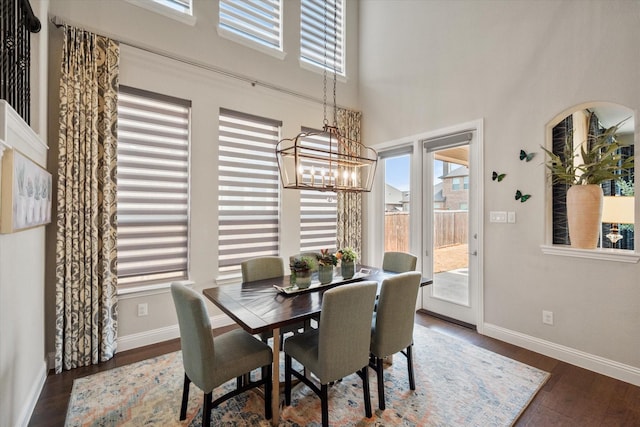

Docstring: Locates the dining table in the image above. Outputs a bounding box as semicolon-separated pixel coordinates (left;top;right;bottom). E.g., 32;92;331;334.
203;266;432;426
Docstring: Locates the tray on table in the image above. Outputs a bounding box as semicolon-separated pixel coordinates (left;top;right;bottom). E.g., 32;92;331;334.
273;270;370;295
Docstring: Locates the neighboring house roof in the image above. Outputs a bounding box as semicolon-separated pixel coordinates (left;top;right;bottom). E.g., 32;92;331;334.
441;166;469;179
385;183;404;205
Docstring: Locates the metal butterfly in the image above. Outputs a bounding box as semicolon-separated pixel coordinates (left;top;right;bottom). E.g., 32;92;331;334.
515;190;531;202
492;171;506;182
519;149;535;162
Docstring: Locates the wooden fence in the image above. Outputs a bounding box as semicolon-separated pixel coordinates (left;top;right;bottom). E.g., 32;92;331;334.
384;210;468;251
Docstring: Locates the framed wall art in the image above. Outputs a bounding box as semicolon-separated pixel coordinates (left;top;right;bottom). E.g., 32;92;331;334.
1;149;52;233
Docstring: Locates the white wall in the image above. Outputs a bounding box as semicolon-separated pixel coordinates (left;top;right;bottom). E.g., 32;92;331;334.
359;0;640;381
0;1;50;424
44;0;361;351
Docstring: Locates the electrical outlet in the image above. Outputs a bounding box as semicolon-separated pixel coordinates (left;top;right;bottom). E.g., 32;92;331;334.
542;310;553;325
137;303;148;317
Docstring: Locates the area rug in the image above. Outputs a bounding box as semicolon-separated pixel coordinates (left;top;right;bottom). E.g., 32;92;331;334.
65;325;549;426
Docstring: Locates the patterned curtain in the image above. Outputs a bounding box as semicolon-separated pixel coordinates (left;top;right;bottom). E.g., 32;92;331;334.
55;26;119;373
336;108;363;256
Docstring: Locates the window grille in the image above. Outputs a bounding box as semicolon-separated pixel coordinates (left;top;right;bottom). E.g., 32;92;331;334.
116;86;191;287
219;0;282;50
300;0;344;74
218;108;282;277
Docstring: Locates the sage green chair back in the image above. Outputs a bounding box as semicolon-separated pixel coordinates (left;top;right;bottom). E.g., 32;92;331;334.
283;281;378;426
170;282;273;424
241;256;284;282
370;271;422;410
382;251;417;273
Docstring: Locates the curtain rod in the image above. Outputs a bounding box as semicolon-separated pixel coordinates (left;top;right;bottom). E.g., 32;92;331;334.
49;15;329;107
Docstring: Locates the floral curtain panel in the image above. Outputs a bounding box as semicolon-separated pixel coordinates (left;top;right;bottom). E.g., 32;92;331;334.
55;26;119;373
336;108;363;256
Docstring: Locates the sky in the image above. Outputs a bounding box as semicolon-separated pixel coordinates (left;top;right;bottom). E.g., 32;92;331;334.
385;155;444;191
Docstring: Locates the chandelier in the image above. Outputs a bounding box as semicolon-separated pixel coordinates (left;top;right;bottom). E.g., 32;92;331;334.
276;3;377;193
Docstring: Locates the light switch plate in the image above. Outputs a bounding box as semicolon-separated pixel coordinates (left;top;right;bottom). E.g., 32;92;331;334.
489;211;507;223
507;211;516;223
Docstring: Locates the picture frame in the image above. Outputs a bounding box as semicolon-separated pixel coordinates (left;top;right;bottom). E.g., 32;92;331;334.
1;149;52;233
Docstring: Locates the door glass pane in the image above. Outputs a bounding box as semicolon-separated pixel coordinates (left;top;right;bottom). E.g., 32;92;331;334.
384;155;410;252
432;146;469;305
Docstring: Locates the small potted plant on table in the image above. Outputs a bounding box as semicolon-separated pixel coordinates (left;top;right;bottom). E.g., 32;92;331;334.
290;256;316;289
317;249;338;284
336;247;358;279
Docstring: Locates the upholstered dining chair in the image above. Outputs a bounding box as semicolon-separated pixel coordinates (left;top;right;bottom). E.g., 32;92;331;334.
382;251;418;273
369;271;422;410
170;282;272;425
284;281;378;427
241;256;306;344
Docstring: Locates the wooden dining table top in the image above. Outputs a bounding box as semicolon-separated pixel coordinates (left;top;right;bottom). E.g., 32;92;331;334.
203;267;432;335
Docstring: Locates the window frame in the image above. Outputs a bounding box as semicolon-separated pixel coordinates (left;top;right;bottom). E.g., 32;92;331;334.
125;0;196;25
217;108;282;280
116;86;192;291
218;0;286;59
300;0;346;76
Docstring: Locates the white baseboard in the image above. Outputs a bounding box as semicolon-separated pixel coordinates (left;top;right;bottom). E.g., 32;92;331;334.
17;360;47;427
117;314;235;352
483;323;640;387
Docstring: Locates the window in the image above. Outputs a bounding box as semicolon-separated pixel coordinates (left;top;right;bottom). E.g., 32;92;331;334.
550;107;635;250
219;0;282;51
152;0;192;15
381;147;412;252
116;87;191;288
218;109;282;278
452;177;461;191
299;128;338;252
300;0;345;75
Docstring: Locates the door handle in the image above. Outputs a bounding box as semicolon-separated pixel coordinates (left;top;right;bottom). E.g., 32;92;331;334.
471;250;478;256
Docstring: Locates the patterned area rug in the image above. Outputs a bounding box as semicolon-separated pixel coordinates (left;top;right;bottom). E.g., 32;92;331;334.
65;325;549;426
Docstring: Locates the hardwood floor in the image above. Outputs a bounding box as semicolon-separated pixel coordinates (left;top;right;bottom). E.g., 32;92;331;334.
29;312;640;426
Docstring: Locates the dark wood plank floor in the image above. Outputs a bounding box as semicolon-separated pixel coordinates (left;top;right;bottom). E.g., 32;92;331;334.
29;311;640;426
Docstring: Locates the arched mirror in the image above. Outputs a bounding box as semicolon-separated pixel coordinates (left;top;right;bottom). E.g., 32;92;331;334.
546;103;635;250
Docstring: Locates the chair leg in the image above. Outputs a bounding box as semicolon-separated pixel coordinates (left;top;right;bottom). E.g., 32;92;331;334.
202;391;213;426
263;365;273;420
407;345;416;390
180;374;190;420
284;354;292;405
320;384;329;427
376;357;385;410
361;366;373;418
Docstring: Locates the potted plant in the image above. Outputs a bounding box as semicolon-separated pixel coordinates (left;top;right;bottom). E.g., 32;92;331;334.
316;249;338;284
290;256;316;288
336;247;358;279
542;119;634;249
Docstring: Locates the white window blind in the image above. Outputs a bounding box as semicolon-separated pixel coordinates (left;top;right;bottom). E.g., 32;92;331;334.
117;86;191;288
299;128;337;252
300;0;344;74
218;108;282;277
152;0;192;15
219;0;282;50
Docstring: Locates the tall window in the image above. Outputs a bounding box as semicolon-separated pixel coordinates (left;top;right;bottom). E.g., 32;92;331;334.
300;0;345;75
299;128;338;252
381;148;412;252
218;109;281;277
116;87;191;288
151;0;192;15
219;0;282;51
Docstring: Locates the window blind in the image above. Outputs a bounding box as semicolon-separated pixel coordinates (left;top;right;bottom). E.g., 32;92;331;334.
219;0;282;50
116;86;191;287
218;108;282;277
300;0;344;74
299;128;338;252
152;0;192;15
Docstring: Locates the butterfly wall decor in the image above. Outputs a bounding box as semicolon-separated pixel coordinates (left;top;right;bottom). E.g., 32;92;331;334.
492;171;506;182
519;149;535;162
515;190;531;202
